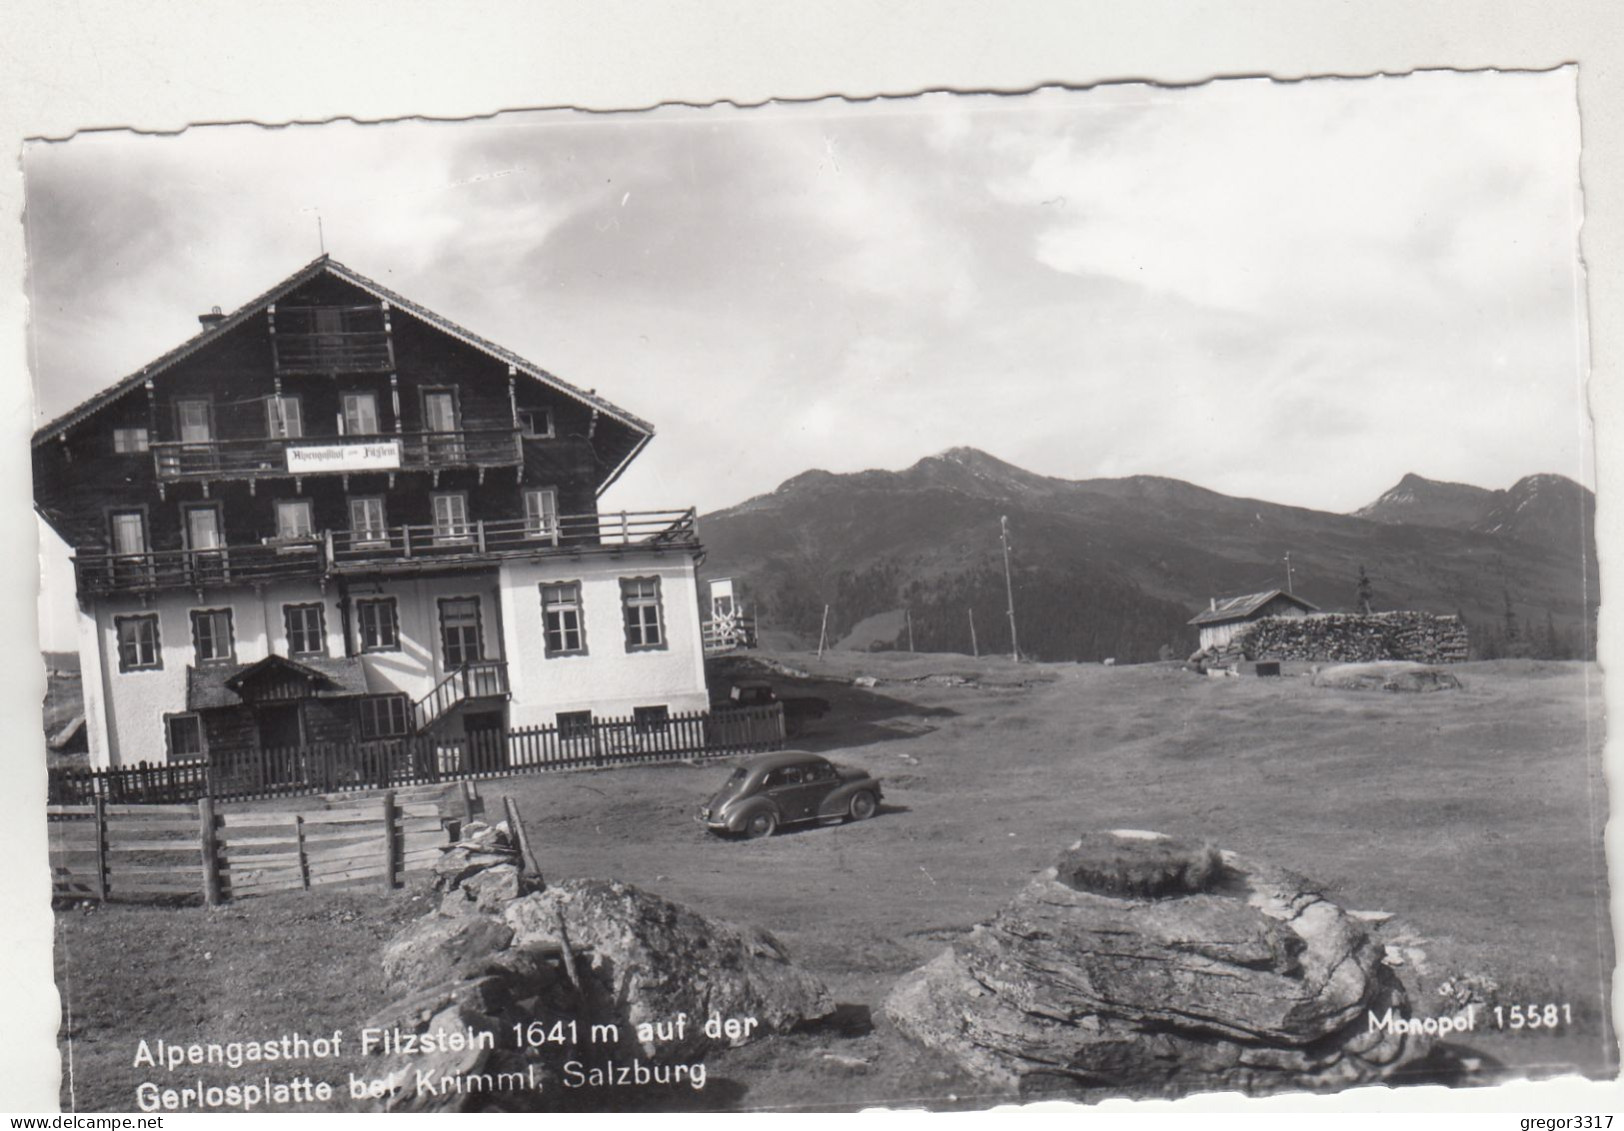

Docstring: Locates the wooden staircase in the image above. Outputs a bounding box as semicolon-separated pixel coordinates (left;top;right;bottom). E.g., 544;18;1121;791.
415;661;510;733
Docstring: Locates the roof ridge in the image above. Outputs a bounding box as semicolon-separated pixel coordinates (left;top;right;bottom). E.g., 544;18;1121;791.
32;254;654;447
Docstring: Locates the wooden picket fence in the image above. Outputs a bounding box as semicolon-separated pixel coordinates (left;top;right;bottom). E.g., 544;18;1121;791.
48;703;785;807
46;781;471;904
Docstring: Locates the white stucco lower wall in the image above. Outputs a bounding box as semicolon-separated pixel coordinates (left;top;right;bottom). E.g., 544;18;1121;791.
351;573;504;701
88;582;348;767
82;554;706;765
498;552;708;729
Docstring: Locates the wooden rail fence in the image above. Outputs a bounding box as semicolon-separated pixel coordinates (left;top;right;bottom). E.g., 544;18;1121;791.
49;703;785;807
47;782;468;904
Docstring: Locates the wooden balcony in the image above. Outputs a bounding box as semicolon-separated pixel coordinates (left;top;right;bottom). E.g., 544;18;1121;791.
73;542;327;598
150;429;524;483
271;329;394;375
327;509;701;574
71;509;701;597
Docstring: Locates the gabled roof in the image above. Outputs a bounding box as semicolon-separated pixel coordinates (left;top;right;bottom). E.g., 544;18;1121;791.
1187;589;1319;627
31;254;655;450
188;654;370;710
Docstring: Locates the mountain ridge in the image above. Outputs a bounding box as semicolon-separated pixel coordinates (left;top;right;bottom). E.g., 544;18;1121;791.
698;449;1595;662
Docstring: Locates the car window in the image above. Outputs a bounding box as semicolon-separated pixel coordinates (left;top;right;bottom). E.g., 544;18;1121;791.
764;766;802;788
805;762;835;782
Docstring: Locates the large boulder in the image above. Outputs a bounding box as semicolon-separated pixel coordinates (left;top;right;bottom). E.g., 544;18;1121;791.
379;914;517;995
885;831;1431;1098
1311;662;1461;693
504;879;836;1060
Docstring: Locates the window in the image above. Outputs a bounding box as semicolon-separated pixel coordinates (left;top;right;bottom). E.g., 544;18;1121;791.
557;711;594;740
524;487;559;541
115;615;161;672
357;597;399;652
342;392;379;436
621;576;666;651
113;428;150;454
266;394;303;439
176;399;213;444
284;603;326;657
431;493;470;543
349;496;388;545
633;705;670;734
423;389;465;463
541;582;586;656
109;511;147;556
518;408;554;438
439;597;482;669
275;499;314;541
423;390;459;432
763;766;804;789
165;715;205;760
183;504;223;551
358;695;412;739
190;608;235;665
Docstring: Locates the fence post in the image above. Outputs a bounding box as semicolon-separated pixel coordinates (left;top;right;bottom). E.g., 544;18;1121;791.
91;796;109;903
295;814;310;889
382;790;399;890
198;796;223;907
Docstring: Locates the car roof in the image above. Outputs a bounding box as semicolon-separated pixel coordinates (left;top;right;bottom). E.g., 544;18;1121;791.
738;750;827;772
733;679;773;690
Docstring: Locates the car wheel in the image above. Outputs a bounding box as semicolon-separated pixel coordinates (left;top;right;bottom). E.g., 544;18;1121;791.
848;791;877;821
744;811;778;839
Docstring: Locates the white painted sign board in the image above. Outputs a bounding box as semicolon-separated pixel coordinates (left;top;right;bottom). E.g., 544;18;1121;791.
285;440;402;473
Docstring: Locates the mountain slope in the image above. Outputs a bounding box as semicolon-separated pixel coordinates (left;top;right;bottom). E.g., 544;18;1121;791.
699;449;1597;662
1353;473;1498;530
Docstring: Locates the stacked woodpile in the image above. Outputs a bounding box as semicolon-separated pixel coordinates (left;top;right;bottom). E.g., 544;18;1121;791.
1214;612;1468;665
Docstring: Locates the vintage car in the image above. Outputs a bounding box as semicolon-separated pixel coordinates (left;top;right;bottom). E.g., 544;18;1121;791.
696;750;883;838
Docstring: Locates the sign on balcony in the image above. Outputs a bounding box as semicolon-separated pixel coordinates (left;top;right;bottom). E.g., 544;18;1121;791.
285;440;402;473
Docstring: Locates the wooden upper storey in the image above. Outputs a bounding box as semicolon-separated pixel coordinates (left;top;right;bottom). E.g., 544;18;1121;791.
33;258;658;558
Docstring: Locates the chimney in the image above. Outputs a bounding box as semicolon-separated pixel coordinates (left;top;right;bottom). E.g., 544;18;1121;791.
198;305;225;331
1210;597;1216;611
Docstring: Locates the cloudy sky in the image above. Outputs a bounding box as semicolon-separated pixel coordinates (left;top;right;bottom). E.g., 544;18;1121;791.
25;70;1589;646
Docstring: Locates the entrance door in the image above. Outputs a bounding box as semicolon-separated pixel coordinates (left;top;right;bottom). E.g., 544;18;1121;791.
463;710;506;774
256;703;305;784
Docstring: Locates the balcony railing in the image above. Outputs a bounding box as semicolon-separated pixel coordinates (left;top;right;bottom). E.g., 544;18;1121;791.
271;330;394;374
73;542;327;598
72;509;701;597
328;509;700;569
150;429;524;481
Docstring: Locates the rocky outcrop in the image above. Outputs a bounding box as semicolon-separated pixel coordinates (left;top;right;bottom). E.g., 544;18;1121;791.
885;831;1430;1098
362;849;834;1111
504;880;836;1061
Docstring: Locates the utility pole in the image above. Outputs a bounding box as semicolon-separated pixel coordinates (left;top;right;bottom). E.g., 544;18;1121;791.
1001;515;1020;662
968;608;979;657
816;604;830;659
1283;551;1294;596
905;608;915;652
